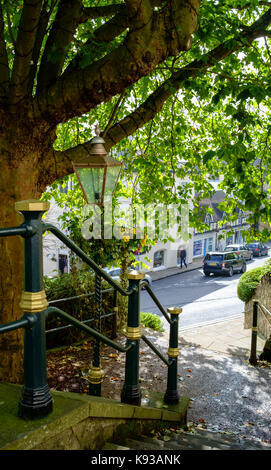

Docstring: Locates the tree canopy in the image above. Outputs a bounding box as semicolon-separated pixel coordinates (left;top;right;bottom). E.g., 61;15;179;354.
44;0;271;239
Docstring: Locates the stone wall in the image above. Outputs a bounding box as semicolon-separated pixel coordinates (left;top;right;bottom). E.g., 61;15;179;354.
244;275;271;339
1;385;189;450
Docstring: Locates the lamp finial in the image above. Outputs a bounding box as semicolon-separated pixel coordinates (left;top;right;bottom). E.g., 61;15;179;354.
95;123;101;136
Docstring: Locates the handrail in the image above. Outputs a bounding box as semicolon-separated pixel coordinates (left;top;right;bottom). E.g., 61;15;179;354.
140;280;172;324
141;334;172;366
42;223;133;297
45;306;133;353
257;301;271;319
48;287;114;305
45;311;115;334
0;315;36;334
0;225;32;238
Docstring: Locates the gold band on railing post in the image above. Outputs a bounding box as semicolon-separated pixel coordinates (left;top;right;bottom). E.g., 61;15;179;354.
19;290;49;313
87;366;105;385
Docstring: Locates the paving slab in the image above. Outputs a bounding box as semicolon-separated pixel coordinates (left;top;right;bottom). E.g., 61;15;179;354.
179;316;265;356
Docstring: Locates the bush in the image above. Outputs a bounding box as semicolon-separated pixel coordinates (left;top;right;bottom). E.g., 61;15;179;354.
44;270;115;348
140;312;165;332
237;267;263;302
237;258;271;303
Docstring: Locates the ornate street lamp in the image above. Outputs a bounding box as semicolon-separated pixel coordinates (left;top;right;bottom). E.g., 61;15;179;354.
72;125;122;206
72;125;122;397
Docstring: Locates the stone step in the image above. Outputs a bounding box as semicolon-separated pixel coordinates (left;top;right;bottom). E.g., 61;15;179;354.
106;429;271;451
120;438;173;451
102;443;130;451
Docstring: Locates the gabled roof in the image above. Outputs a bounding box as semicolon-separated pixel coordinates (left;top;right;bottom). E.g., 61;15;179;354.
196;190;226;223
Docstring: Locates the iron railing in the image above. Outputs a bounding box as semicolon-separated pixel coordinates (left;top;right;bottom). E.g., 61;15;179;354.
46;288;117;339
0;200;183;419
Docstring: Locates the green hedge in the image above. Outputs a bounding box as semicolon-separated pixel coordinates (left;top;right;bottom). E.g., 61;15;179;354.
237;267;263;303
237;258;271;303
140;312;165;332
44;270;115;349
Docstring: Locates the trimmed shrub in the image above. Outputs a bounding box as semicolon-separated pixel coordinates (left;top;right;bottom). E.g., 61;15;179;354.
237;257;271;303
237;267;263;303
140;312;165;332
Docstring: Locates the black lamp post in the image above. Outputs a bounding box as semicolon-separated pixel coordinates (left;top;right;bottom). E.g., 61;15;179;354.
73;125;122;396
72;126;122;206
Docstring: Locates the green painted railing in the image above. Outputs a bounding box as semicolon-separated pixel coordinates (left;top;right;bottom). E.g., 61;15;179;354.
0;200;182;419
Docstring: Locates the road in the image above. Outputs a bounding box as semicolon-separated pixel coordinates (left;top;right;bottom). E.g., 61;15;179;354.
141;253;270;330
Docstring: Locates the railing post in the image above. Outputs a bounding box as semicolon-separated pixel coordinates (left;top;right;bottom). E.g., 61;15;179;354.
15;200;53;419
249;300;258;366
88;272;104;396
121;270;144;406
164;306;182;404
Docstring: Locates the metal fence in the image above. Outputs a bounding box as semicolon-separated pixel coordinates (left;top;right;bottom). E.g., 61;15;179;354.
0;200;183;420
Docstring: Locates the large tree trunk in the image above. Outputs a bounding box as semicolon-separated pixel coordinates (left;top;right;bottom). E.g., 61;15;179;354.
0;123;52;382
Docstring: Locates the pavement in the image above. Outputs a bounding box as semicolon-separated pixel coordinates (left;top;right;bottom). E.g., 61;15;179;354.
142;254;271;445
180;315;266;357
146;314;271;444
149;258;204;281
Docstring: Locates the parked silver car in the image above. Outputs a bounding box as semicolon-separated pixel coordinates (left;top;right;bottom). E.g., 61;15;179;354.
224;244;253;261
103;266;152;286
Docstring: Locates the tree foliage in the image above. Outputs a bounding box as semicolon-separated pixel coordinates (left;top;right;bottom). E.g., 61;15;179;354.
44;0;271;240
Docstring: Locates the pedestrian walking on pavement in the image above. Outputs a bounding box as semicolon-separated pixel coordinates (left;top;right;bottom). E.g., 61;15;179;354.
180;248;187;268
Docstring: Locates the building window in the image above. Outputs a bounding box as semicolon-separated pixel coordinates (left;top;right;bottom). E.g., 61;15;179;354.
205;214;212;225
153;250;165;268
207;237;213;252
193;240;202;257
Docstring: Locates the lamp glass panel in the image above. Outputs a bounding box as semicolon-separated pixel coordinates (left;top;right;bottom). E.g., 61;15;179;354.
104;165;121;202
76;167;104;203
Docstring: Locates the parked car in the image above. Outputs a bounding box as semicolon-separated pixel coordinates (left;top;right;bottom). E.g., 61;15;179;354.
246;242;269;257
103;266;152;286
224;244;253;261
203;251;246;277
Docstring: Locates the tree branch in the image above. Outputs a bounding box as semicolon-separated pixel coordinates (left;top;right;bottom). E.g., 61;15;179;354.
103;90;126;137
63;7;129;76
59;0;166;77
81;3;126;21
0;2;9;101
32;0;200;124
36;0;84;92
28;0;58;95
9;0;43;105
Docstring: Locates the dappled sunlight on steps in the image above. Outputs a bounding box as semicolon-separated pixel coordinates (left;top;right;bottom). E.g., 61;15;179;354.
103;429;271;451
